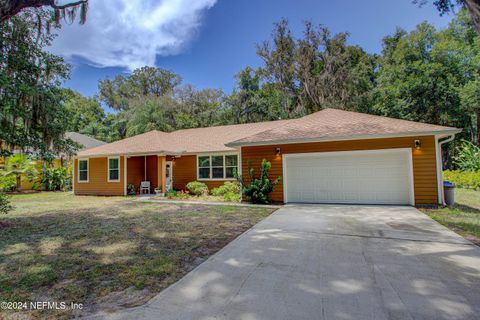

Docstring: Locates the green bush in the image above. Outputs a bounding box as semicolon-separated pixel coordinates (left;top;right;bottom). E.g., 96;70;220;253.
165;190;177;197
238;159;281;204
0;174;16;192
39;167;69;191
211;181;240;196
0;193;13;214
443;170;480;190
454;140;480;172
223;192;241;202
186;181;209;196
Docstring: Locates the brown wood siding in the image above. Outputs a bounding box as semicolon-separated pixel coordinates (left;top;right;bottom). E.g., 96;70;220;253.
126;156;158;193
172;155;233;191
146;155;158;190
127;157;143;193
74;157;125;196
241;136;438;205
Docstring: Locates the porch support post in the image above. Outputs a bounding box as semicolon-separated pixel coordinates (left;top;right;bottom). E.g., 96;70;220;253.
124;155;128;196
157;155;167;193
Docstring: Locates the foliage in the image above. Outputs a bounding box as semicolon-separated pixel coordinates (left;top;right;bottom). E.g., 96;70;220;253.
165;190;177;197
0;174;16;192
223;192;241;203
0;0;88;25
3;154;37;191
454;140;480;171
373;10;480;165
186;181;209;196
238;159;281;204
127;183;136;195
211;181;240;196
415;0;480;35
211;181;241;202
444;170;480;189
0;192;13;214
0;9;73;158
168;190;190;199
63;89;105;133
39;166;69;191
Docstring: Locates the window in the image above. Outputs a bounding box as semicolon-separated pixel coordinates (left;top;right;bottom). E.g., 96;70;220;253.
78;159;88;182
197;154;238;180
225;155;238;178
108;157;120;182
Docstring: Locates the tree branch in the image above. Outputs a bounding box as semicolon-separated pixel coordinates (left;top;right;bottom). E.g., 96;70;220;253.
0;0;88;24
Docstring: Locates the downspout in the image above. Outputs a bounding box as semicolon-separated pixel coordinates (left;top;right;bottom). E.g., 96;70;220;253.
435;134;455;206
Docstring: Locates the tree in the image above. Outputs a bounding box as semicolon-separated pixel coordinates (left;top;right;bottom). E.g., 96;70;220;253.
415;0;480;34
0;0;88;24
98;67;182;111
252;19;376;117
63;89;105;133
0;9;72;157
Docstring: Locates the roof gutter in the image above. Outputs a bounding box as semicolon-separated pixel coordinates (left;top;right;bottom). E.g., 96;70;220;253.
226;129;463;148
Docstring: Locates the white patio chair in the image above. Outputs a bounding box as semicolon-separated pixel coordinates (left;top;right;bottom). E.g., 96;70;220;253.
140;181;150;194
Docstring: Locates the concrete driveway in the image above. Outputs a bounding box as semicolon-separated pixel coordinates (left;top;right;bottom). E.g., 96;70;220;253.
99;205;480;320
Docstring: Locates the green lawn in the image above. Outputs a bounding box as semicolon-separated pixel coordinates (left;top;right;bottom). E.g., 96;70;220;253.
421;188;480;245
0;193;276;319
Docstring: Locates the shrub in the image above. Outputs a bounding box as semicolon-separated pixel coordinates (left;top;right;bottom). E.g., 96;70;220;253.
211;181;240;196
454;140;480;172
165;190;177;197
223;192;241;202
127;184;136;195
0;174;16;192
186;181;209;196
238;159;281;204
443;170;480;190
39;167;69;191
0;193;13;214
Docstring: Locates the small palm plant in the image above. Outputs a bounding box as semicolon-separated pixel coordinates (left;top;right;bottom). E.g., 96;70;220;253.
3;154;37;191
237;159;281;204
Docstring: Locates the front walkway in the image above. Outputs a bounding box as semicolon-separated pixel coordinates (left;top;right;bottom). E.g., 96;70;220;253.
94;205;480;320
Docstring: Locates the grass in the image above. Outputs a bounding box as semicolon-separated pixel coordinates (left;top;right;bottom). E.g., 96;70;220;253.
421;188;480;245
0;192;276;319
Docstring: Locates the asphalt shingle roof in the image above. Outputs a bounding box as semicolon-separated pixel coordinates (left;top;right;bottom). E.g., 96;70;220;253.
77;109;460;157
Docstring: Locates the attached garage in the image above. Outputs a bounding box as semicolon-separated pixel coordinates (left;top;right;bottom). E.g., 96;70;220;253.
283;149;414;205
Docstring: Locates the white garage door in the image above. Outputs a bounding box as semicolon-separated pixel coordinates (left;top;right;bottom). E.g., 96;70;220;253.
283;148;413;205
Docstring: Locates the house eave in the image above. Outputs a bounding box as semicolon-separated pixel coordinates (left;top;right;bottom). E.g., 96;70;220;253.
225;129;463;148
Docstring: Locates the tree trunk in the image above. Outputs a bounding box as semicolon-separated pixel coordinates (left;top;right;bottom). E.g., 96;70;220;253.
477;109;480;147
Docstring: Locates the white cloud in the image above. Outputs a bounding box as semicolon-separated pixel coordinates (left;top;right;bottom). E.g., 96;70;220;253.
49;0;217;70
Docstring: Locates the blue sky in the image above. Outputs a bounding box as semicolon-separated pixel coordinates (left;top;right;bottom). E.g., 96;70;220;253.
51;0;455;101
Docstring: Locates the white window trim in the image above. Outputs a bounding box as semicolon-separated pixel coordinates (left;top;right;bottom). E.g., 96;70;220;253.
108;156;121;183
78;158;89;183
196;153;239;181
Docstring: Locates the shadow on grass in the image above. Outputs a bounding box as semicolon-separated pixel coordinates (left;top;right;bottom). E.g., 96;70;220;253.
452;203;480;214
0;201;272;318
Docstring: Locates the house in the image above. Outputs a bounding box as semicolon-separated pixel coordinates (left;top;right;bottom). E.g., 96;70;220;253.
1;132;106;190
65;132;107;152
73;109;461;206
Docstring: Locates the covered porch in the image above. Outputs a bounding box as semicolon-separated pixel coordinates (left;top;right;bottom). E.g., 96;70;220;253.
126;155;172;195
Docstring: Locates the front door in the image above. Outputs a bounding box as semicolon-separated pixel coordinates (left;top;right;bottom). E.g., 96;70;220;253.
166;161;173;191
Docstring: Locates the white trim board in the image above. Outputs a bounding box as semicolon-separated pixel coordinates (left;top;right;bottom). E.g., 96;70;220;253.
107;156;121;183
77;158;89;183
